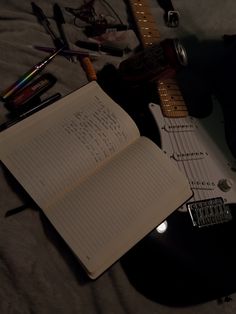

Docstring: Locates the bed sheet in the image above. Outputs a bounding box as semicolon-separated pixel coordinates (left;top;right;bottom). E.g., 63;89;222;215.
1;1;236;313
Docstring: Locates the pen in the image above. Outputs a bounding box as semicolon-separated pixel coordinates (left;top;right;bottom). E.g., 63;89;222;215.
53;3;77;63
31;2;64;49
53;4;69;48
33;46;99;58
0;93;61;131
0;47;63;101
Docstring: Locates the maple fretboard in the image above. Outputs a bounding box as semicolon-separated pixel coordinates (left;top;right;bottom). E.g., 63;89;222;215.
128;0;188;118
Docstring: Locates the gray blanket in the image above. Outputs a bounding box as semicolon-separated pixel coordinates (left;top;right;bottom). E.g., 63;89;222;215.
1;1;236;313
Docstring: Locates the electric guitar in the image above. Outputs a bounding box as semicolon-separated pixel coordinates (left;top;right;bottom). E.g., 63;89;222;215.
150;81;236;226
120;0;236;306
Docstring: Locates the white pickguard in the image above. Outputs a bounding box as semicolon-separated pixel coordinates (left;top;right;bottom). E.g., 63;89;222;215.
149;99;236;214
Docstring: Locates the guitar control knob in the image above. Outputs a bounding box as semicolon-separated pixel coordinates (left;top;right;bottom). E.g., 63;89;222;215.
218;178;233;192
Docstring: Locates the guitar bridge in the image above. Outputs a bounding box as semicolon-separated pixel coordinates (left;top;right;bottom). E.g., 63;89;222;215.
187;197;232;227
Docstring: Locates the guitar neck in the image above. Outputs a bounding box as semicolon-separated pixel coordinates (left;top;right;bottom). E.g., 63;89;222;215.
128;0;189;118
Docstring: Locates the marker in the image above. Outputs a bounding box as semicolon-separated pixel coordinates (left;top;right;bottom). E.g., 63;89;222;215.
0;93;61;131
0;47;63;101
5;73;57;112
75;40;126;57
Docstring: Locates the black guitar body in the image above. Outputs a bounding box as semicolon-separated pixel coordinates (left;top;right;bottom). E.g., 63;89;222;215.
97;55;236;306
121;206;236;306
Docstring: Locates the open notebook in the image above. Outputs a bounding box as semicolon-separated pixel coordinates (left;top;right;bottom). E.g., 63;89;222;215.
0;81;192;278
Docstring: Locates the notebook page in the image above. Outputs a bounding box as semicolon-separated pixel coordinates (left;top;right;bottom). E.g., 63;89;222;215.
0;82;139;208
45;137;192;278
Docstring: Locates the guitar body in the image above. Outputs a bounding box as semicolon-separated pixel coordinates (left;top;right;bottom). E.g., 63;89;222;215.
149;99;236;215
121;207;236;306
121;99;236;305
119;0;236;305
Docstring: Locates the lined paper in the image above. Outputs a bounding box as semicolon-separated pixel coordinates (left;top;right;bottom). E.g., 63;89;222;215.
0;82;191;279
45;137;191;277
0;82;139;208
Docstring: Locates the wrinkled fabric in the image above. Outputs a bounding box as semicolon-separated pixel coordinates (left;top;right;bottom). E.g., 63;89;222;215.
1;1;236;314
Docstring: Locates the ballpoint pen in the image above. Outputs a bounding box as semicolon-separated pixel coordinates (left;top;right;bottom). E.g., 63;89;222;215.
34;45;97;81
0;93;61;131
53;3;97;80
31;2;96;80
0;47;63;101
33;46;99;58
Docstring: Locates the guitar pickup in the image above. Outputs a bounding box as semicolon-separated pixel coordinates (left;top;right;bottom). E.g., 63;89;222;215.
187;197;232;227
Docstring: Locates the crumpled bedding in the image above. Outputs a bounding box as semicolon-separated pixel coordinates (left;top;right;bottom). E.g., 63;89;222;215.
1;1;236;314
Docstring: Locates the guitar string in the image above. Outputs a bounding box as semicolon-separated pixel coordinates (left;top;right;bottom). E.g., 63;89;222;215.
136;3;215;203
160;81;214;203
135;3;203;206
170;85;216;202
158;81;195;201
160;81;199;202
188;118;215;200
173;84;216;202
130;3;204;205
183;120;213;201
169;107;208;202
131;1;216;208
165;82;213;202
192;120;217;200
131;0;232;227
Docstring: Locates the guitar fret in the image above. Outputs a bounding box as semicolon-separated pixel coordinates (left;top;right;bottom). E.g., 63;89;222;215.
159;91;183;96
129;0;161;45
159;89;182;94
158;84;182;91
138;19;148;22
161;100;186;106
157;79;189;117
160;96;183;101
162;104;187;110
158;79;180;89
161;101;188;117
159;92;182;97
135;13;157;23
159;94;184;100
160;110;188;118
